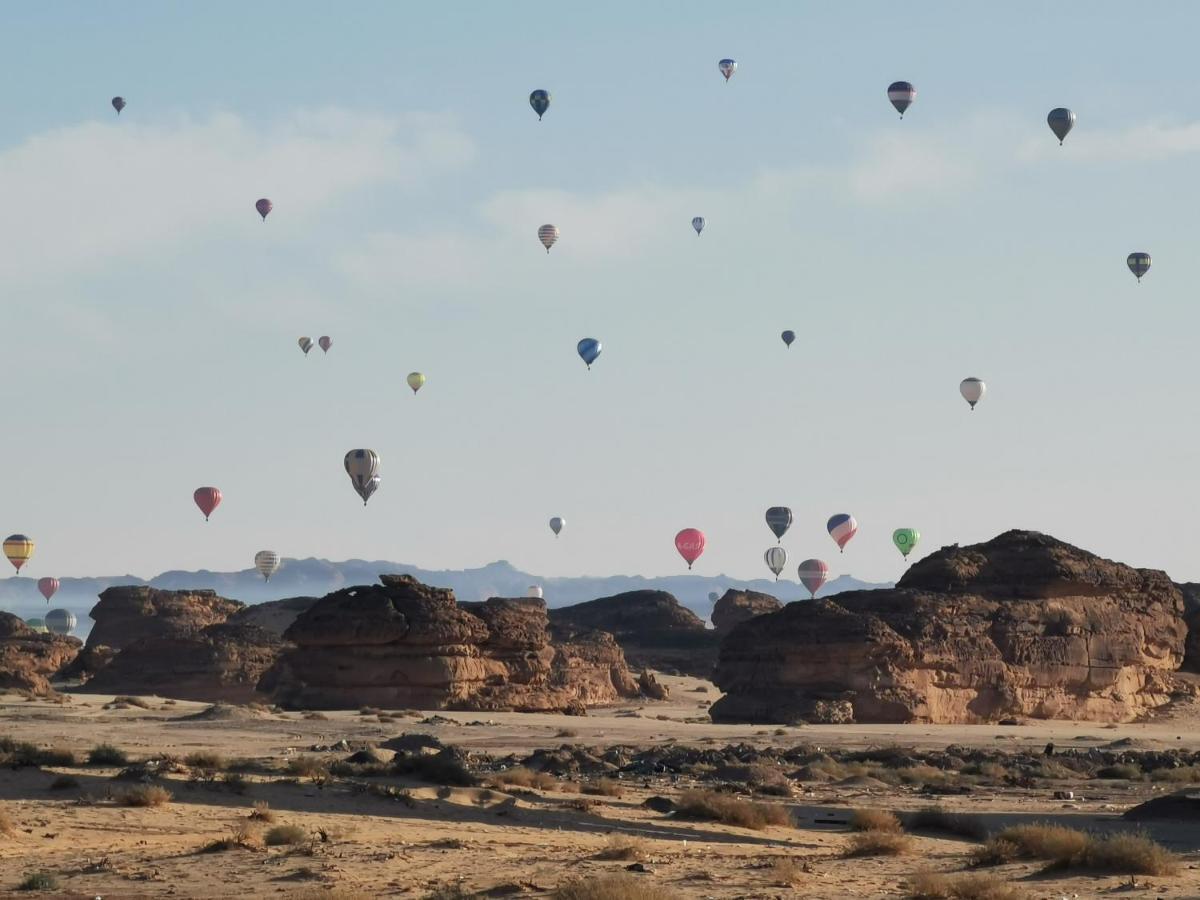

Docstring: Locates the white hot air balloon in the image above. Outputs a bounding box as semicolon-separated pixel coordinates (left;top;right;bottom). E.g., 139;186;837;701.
959;377;986;410
764;546;788;580
254;550;281;582
344;449;381;505
526;585;544;599
549;516;565;537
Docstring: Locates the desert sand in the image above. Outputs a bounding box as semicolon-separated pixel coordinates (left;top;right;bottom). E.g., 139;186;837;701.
1;674;1198;899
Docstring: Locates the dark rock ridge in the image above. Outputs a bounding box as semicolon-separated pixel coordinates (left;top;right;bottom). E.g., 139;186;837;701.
548;590;719;677
262;574;643;711
0;612;81;694
712;531;1186;725
711;589;782;635
86;586;244;651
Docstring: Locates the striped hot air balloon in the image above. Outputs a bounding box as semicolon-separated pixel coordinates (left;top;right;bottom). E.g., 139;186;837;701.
24;617;47;633
1127;252;1151;282
526;585;544;599
345;449;381;505
254;551;281;582
37;577;59;604
826;514;858;552
44;608;76;635
538;224;559;253
765;507;793;542
764;546;787;580
797;559;829;599
887;81;916;117
298;337;313;356
3;535;34;572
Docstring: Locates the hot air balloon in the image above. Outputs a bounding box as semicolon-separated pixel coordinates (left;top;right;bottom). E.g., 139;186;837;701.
692;217;705;236
781;330;795;348
765;507;793;542
797;559;829;599
960;377;986;410
538;224;559;253
887;81;916;117
256;198;273;221
549;516;565;537
708;591;721;604
674;528;706;569
526;585;544;599
826;515;858;553
44;608;76;636
345;450;381;505
111;96;126;115
529;90;551;120
37;577;59;604
298;337;313;356
1047;108;1075;145
319;336;332;353
254;551;281;582
764;546;787;580
577;338;601;370
407;372;425;394
193;487;222;521
2;535;34;572
718;59;737;81
24;617;47;633
893;528;920;558
1128;252;1151;282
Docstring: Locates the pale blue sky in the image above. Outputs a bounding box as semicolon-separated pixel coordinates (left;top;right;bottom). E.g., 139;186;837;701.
4;2;1200;587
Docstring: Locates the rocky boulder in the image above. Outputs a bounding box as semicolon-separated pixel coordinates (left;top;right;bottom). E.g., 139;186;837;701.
711;589;782;635
262;574;644;711
86;586;243;651
0;612;81;694
549;590;719;677
712;531;1185;725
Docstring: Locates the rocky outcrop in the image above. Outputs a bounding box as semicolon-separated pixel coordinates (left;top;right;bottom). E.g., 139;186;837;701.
86;587;243;651
262;574;644;711
712;531;1186;725
711;589;782;635
549;590;719;677
228;596;319;638
1176;583;1200;673
0;612;81;694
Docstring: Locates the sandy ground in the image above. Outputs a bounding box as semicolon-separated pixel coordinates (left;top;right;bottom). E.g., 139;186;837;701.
1;674;1198;899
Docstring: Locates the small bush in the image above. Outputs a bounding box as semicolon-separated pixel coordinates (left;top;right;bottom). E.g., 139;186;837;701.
112;695;152;709
250;801;276;822
492;767;558;790
392;752;476;787
675;790;791;830
844;829;912;857
38;746;76;767
908;870;1026;900
87;744;129;766
552;874;683;900
49;775;79;791
117;784;172;807
971;823;1088;866
851;808;902;832
582;778;623;797
1095;763;1141;780
265;823;308;846
185;751;227;771
1059;831;1179;875
902;806;988;840
594;835;645;861
0;809;14;835
17;872;59;891
285;756;330;782
1148;765;1200;783
769;857;806;886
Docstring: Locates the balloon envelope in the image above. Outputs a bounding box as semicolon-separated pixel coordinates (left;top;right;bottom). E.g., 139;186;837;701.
781;330;795;347
357;474;381;504
797;559;829;598
765;507;793;541
529;90;551;120
37;577;59;603
193;488;222;521
24;617;47;633
764;546;788;579
549;516;565;536
345;450;381;505
893;528;920;558
960;377;986;409
45;608;76;635
577;338;601;369
692;216;705;235
887;81;915;116
111;96;126;114
318;336;332;353
526;585;544;599
674;528;706;569
826;514;858;552
1127;252;1151;281
254;550;281;582
2;535;33;572
298;337;313;355
407;372;425;394
1047;108;1075;144
718;58;737;80
538;224;559;253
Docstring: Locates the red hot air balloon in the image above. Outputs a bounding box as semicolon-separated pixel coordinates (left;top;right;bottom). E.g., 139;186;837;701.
37;577;59;604
193;487;222;521
674;528;706;569
255;198;273;221
798;559;829;599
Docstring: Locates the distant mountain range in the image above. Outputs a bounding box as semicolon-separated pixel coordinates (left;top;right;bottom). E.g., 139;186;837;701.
0;558;891;638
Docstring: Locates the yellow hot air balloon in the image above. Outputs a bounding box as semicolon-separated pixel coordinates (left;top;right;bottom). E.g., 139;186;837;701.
407;372;425;395
3;534;34;572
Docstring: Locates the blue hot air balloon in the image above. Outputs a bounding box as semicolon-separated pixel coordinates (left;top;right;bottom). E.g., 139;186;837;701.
718;59;737;81
529;90;551;121
781;330;795;348
577;338;601;370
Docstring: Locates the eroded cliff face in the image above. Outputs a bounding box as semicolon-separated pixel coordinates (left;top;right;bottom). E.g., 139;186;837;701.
712;531;1185;725
261;574;643;711
86;587;243;651
711;589;782;635
0;613;80;694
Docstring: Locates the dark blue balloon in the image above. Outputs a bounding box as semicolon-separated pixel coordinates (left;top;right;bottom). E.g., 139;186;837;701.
781;330;795;347
577;338;601;369
529;90;551;120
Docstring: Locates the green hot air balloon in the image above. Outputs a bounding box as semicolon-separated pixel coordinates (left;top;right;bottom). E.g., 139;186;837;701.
892;528;920;558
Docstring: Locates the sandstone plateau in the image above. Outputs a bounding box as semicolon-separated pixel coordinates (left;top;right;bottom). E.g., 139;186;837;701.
0;612;80;694
712;530;1186;724
262;574;644;711
85;586;244;651
711;588;782;635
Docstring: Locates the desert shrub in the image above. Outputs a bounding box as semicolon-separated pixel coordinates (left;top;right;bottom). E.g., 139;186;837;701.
250;800;276;822
844;829;912;856
0;809;14;835
582;778;623;797
17;872;59;891
567;797;598;812
594;834;646;861
117;784;172;807
222;772;249;794
675;790;791;830
265;823;308;846
902;806;989;840
1148;765;1200;783
908;870;1026;899
38;746;76;767
112;695;152;709
1033;759;1074;780
897;764;956;787
285;756;330;782
49;775;79;791
960;762;1008;781
1096;763;1141;780
971;823;1088;866
552;874;683;900
769;857;806;886
185;751;227;771
200;822;259;853
492;767;558;790
1058;831;1179;875
391;752;476;787
851;808;902;832
0;739;75;768
87;744;128;766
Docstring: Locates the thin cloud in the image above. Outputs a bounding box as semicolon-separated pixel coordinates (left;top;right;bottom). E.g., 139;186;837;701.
1017;120;1200;163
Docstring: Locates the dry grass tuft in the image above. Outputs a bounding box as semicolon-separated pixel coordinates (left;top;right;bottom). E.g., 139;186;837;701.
17;871;59;891
87;743;129;766
851;808;902;832
0;809;15;836
250;800;276;823
971;823;1088;866
594;835;646;861
675;790;791;830
552;873;683;900
117;784;172;807
265;823;309;846
844;829;912;857
902;806;989;840
1056;831;1179;875
582;778;624;797
285;756;330;783
769;857;807;886
908;870;1027;899
185;751;227;771
491;767;559;791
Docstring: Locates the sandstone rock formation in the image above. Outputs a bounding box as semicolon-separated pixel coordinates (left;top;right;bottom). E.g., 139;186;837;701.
1176;582;1200;672
0;612;81;694
86;586;244;651
711;589;782;635
262;574;644;711
548;590;719;677
712;531;1186;725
